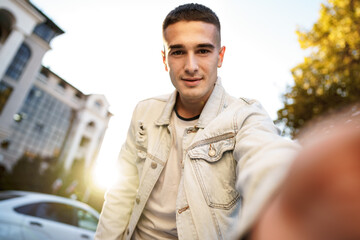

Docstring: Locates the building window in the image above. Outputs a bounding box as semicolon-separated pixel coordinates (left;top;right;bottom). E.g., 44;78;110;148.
40;67;49;78
25;88;42;104
85;121;95;132
34;123;44;133
58;81;66;89
5;43;31;80
94;100;103;110
0;9;15;44
1;140;10;150
75;92;82;99
33;23;57;43
80;136;90;147
7;86;73;160
0;81;13;114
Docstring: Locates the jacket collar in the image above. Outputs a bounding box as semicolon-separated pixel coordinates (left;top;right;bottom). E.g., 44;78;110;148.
155;77;226;128
155;90;177;126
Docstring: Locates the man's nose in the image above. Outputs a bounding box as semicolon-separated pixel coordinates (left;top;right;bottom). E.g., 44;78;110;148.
184;53;198;74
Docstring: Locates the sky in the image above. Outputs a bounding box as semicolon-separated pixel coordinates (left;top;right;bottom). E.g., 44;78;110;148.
30;0;325;188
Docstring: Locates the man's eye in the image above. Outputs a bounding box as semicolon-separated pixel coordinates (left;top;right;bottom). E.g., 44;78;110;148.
198;49;210;54
171;50;184;55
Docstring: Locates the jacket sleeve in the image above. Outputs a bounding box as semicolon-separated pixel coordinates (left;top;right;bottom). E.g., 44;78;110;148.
232;100;300;238
95;105;140;240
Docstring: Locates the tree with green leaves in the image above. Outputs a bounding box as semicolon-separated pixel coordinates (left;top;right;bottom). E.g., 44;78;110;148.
277;0;360;137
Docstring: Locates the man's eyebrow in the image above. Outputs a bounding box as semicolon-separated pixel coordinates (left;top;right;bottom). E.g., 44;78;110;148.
197;43;215;49
168;43;216;50
168;44;184;49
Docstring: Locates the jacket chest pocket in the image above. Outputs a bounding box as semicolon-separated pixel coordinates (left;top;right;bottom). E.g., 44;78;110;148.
188;133;240;209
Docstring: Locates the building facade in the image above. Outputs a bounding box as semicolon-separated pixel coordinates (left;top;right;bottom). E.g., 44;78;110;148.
0;0;111;174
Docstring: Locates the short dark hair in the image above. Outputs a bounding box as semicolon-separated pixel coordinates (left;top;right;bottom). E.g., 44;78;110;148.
162;3;221;40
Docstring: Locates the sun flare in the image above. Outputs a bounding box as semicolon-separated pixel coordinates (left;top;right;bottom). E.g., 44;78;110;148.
92;162;118;190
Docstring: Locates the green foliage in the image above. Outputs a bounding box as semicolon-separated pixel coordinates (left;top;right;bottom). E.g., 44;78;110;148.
0;155;60;193
277;0;360;137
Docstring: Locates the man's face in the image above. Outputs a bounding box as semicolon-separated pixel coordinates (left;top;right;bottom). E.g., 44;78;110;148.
162;21;225;105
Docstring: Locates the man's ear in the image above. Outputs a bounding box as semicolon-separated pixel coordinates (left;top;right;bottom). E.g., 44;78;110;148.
217;46;226;68
161;50;168;72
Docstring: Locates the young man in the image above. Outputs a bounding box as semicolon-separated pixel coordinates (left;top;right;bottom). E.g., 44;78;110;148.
95;4;299;240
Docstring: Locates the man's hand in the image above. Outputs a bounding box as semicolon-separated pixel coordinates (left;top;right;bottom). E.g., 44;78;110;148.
250;119;360;240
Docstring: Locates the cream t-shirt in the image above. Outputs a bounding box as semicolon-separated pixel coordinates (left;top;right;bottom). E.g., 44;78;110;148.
133;111;198;239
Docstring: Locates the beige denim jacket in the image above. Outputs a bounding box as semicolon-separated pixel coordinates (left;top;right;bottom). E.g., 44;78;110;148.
95;79;299;240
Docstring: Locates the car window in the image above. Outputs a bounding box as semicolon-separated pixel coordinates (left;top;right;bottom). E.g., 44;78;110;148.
15;202;77;227
15;203;38;215
0;193;22;201
76;208;98;231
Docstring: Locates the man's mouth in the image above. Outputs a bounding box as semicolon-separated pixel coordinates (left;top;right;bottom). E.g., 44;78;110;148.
181;77;203;87
182;77;202;81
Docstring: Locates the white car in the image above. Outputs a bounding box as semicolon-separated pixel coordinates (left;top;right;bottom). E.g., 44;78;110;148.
0;191;100;240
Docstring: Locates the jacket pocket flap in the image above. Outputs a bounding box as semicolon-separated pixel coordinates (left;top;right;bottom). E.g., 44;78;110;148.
188;136;235;162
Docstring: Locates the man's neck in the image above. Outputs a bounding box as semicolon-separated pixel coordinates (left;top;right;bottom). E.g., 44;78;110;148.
175;95;206;119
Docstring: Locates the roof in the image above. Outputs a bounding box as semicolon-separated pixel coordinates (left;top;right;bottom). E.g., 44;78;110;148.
27;0;64;35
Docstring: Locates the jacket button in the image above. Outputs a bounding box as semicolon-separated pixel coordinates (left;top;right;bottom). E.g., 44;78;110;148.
126;228;130;235
136;196;140;204
151;162;157;169
208;149;216;157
